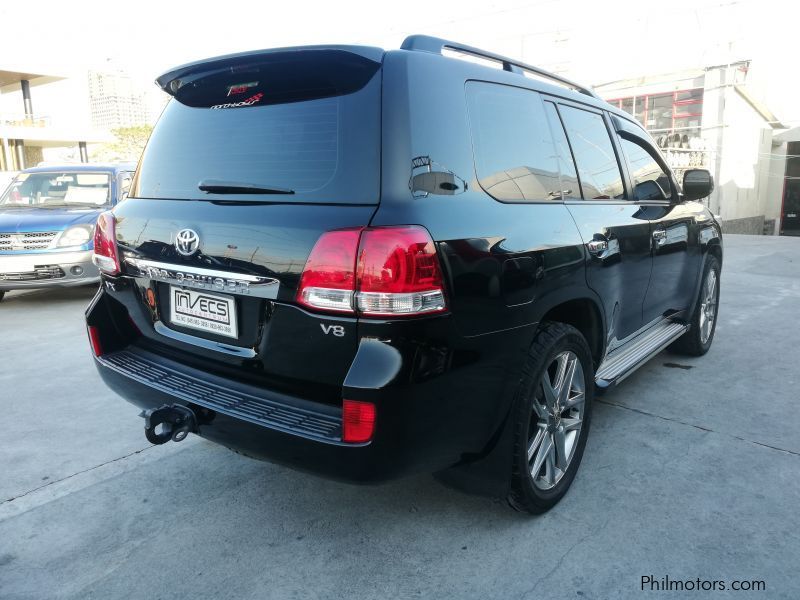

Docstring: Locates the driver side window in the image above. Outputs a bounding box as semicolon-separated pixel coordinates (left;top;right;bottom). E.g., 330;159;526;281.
619;137;673;201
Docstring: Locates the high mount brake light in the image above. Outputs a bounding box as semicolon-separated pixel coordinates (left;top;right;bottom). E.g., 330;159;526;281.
92;211;121;275
296;226;447;317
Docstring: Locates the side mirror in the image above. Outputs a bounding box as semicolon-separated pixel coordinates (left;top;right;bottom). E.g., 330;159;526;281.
682;169;714;201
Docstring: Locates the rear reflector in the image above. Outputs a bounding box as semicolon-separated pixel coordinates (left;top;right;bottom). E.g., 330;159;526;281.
342;399;376;443
92;211;121;275
296;226;447;317
87;325;103;357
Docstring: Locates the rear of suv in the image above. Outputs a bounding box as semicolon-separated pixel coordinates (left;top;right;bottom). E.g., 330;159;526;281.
86;35;722;513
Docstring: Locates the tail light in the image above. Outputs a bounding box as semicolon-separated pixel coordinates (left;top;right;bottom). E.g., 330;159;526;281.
297;229;360;313
357;227;446;316
297;226;447;317
342;399;376;443
92;211;120;275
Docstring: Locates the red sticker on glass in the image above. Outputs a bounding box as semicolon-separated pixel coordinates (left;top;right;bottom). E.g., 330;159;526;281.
226;81;258;96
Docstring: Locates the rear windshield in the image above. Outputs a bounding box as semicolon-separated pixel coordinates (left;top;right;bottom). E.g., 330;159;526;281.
132;50;382;203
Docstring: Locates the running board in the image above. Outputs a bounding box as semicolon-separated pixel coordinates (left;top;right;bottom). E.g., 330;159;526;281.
595;321;688;390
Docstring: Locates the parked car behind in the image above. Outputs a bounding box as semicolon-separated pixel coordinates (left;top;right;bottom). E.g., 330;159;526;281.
0;164;135;302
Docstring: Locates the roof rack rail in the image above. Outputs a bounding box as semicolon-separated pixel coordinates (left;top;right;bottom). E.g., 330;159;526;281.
400;34;600;100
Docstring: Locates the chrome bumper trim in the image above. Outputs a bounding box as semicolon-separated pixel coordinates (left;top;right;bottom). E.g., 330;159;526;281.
153;320;257;358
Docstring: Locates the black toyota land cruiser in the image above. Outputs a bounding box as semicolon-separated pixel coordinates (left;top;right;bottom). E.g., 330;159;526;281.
86;35;722;513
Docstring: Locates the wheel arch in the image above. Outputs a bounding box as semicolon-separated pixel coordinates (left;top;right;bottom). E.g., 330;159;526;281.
533;291;606;370
688;239;723;317
436;288;606;498
707;239;723;264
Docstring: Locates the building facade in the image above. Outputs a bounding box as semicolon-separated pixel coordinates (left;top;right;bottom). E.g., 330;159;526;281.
0;66;107;172
595;61;782;234
88;70;149;131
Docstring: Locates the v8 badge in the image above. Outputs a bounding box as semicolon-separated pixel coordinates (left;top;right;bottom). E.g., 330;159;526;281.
320;324;345;337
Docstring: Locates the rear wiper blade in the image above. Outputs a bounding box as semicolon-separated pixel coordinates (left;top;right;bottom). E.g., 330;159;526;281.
198;179;295;195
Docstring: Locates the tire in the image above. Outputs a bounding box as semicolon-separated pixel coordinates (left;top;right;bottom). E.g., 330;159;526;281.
0;291;5;303
670;255;720;356
508;322;594;514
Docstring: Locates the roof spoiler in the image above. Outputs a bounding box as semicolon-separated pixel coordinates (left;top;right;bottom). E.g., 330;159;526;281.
155;45;384;96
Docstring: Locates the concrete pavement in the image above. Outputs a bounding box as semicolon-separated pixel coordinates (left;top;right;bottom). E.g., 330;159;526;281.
1;234;798;599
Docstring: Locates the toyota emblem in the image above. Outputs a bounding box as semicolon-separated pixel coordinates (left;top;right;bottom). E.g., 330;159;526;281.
175;229;200;256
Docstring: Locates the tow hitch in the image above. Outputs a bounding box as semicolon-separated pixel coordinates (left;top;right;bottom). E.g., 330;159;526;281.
142;404;198;444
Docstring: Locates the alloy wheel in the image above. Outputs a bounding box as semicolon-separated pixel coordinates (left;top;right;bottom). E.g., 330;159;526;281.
527;350;586;491
699;269;718;344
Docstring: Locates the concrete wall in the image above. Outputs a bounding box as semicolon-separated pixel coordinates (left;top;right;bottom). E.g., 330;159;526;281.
710;78;774;225
23;145;43;168
721;215;766;235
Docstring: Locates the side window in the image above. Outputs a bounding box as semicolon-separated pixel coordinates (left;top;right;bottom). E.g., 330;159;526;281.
558;105;625;200
543;102;581;200
619;138;672;201
466;82;560;202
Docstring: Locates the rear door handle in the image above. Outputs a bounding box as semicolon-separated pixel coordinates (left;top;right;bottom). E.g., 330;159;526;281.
652;229;667;247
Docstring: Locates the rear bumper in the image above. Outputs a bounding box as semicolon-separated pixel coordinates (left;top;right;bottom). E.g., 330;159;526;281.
93;347;395;482
0;250;99;290
86;285;533;488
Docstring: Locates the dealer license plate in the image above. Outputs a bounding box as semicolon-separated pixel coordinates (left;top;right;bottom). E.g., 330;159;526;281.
169;286;238;338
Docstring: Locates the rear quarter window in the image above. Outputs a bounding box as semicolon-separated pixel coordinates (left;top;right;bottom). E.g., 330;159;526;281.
465;82;561;202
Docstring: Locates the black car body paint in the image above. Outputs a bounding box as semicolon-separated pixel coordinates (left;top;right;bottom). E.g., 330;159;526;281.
86;36;722;498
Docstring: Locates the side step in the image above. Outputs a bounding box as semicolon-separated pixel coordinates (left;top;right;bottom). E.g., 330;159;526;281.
595;321;688;390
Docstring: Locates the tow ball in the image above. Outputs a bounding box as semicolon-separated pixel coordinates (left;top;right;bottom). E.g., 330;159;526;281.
142;404;198;445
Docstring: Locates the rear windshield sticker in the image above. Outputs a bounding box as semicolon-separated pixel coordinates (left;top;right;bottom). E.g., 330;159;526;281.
227;81;259;96
210;92;264;109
